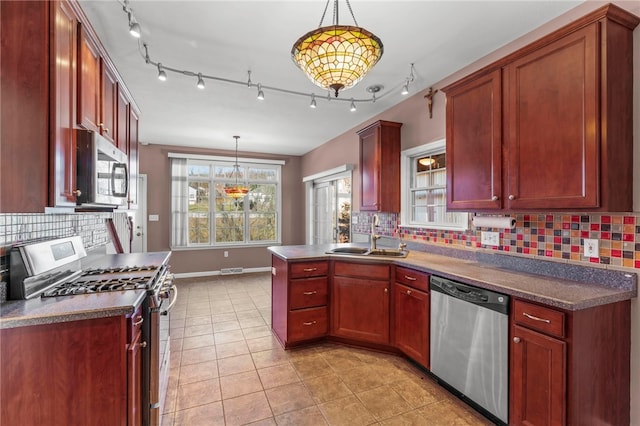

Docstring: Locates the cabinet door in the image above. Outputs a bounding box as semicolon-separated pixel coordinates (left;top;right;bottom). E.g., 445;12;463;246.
393;283;429;368
359;125;381;211
101;63;117;143
358;121;401;212
511;324;566;426
331;276;389;344
50;0;78;207
128;330;143;426
77;24;100;132
504;24;598;209
445;69;502;210
128;107;140;208
117;88;129;152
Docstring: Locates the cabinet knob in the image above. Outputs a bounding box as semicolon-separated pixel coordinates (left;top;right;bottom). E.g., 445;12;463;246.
139;341;147;348
508;194;515;200
491;195;499;201
406;290;412;295
384;288;388;293
513;337;521;343
73;189;82;196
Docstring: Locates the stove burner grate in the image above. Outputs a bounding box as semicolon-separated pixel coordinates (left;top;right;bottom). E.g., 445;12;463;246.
82;265;157;276
41;276;153;297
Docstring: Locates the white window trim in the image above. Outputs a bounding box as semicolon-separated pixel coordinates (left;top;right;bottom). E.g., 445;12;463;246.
400;139;468;231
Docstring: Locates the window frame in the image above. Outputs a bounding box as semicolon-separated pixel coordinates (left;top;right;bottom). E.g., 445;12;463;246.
400;139;468;231
170;154;282;250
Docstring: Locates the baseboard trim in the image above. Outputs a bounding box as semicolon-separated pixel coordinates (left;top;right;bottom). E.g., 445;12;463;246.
173;266;271;279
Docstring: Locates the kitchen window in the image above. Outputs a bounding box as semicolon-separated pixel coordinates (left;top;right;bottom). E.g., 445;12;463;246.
400;140;468;230
169;154;282;248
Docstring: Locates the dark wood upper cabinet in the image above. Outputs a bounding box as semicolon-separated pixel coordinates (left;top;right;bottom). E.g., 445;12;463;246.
0;0;141;212
358;120;402;213
101;62;118;144
77;23;101;133
444;4;639;212
446;70;502;210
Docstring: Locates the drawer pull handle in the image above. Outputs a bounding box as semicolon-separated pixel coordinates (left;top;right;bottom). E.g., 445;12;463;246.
303;321;317;326
133;316;144;326
406;290;412;295
303;291;317;295
523;312;551;323
404;275;417;281
303;268;317;272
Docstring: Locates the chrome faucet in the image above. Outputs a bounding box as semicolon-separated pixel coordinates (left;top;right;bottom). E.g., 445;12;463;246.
370;214;380;250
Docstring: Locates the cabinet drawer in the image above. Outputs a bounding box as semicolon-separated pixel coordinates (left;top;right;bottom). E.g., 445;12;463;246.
290;277;328;310
288;307;328;341
290;261;328;279
395;266;429;292
514;300;565;338
128;306;144;343
334;261;390;280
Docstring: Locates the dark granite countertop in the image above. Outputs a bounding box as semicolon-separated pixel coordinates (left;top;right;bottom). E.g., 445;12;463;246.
268;244;637;311
0;251;171;329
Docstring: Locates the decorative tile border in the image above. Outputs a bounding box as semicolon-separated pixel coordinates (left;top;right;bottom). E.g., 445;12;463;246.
354;212;640;271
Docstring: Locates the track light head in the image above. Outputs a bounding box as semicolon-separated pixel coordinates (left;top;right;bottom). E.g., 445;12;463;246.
401;81;409;96
310;94;317;109
349;99;357;112
197;73;205;89
257;83;265;100
129;19;141;38
157;63;167;81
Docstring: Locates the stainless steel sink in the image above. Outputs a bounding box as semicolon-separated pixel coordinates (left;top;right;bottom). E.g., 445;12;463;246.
325;247;409;258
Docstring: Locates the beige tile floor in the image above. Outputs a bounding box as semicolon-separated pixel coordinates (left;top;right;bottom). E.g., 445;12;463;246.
162;272;493;426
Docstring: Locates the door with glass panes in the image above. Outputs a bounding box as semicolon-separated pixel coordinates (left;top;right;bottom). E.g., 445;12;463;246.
312;177;351;244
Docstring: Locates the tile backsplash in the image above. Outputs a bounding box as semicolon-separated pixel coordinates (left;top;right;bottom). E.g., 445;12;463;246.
354;212;640;270
0;212;115;282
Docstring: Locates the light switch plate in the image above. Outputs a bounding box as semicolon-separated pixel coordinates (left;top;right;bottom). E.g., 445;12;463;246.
148;214;159;222
584;238;599;258
481;231;500;246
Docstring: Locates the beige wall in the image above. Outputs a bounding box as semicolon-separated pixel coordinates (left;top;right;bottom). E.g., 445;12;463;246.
139;143;303;274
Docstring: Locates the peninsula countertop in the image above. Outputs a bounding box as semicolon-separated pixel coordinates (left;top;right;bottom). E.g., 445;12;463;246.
0;251;171;329
268;244;637;311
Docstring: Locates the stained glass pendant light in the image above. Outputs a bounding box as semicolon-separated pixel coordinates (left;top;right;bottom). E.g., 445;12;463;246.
224;136;249;198
291;0;383;98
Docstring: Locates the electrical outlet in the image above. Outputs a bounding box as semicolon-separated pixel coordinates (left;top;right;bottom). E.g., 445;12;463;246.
352;216;358;224
584;238;599;258
481;231;500;246
224;251;229;258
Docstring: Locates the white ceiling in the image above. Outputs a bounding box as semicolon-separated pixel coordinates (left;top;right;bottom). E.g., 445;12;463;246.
78;0;585;156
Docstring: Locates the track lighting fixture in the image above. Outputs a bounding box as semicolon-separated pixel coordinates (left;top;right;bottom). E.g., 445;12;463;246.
157;63;167;81
401;63;415;95
121;2;420;108
401;80;409;95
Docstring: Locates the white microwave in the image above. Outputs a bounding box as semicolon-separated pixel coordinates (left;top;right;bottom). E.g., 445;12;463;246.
76;130;128;207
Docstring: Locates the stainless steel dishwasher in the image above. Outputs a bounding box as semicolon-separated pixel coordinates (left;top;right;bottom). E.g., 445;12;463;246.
430;275;509;425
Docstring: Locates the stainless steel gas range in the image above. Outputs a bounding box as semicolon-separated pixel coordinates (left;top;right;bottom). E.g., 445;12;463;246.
8;236;175;425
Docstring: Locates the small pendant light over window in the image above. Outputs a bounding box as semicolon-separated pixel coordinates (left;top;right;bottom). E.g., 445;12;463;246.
224;136;250;198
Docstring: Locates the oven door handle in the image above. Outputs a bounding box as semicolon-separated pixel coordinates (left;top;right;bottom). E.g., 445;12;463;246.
160;285;178;315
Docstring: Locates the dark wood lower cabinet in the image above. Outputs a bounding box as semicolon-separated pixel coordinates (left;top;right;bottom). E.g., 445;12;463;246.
0;316;129;425
393;282;429;368
510;299;631;425
331;262;390;345
511;325;566;425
